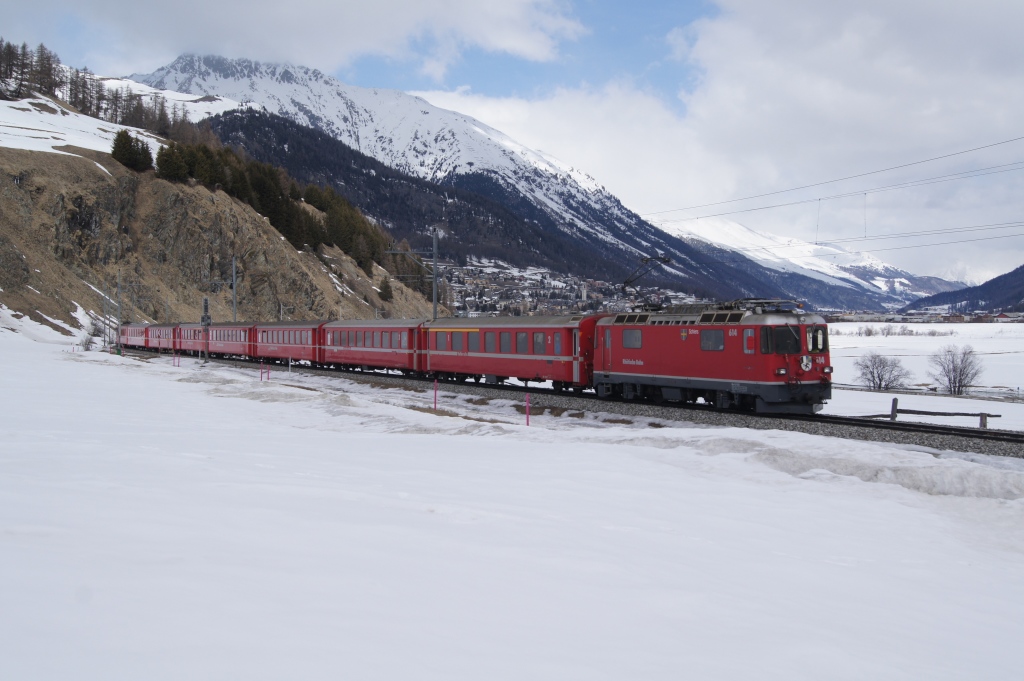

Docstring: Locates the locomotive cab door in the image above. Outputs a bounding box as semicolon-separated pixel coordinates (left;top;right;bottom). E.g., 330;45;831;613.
741;327;757;377
572;330;580;383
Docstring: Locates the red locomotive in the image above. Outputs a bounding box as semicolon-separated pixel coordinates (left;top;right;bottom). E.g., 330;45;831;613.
593;300;831;413
114;299;831;414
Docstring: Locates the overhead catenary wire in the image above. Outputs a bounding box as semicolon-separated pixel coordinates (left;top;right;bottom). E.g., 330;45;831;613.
642;133;1024;216
652;161;1024;224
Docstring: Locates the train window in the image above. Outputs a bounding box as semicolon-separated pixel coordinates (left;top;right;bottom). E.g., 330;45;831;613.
393;331;401;348
533;332;545;354
468;332;480;352
712;313;729;323
516;332;529;354
727;312;744;323
436;332;447;351
373;331;381;348
401;332;408;349
773;326;802;354
381;332;390;349
452;333;463;351
743;328;756;354
605;328;611;348
808;326;829;353
701;329;725;351
347;331;354;346
622;329;642;349
486;332;496;353
500;332;511;353
760;327;772;354
553;332;562;356
355;332;363;347
363;331;371;347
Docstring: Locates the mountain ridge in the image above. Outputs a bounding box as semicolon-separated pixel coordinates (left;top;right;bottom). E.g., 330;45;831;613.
129;54;964;309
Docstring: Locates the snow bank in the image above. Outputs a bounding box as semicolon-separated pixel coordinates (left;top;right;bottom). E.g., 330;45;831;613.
2;322;1023;680
755;446;1024;499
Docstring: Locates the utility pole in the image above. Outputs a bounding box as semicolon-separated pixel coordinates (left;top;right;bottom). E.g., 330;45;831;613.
116;271;121;350
201;297;211;362
385;228;440;321
205;255;237;323
432;227;438;321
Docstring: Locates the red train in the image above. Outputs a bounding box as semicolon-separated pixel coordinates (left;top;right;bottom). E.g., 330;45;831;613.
118;299;832;414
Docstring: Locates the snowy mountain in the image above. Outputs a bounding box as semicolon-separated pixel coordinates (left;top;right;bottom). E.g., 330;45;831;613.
125;55;960;309
903;262;1024;313
129;56;789;300
658;217;964;307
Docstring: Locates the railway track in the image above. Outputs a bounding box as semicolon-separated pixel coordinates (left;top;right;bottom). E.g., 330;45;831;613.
121;349;1024;457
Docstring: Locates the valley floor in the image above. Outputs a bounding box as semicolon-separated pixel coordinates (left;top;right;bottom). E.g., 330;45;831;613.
1;321;1023;680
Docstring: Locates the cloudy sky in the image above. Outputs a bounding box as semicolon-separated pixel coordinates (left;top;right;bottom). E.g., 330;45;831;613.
8;0;1024;282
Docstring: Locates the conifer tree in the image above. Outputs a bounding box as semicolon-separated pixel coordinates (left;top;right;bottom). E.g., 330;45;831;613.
378;277;394;302
155;143;189;182
111;130;153;171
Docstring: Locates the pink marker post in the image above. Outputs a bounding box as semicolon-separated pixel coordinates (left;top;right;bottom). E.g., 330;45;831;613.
526;393;530;426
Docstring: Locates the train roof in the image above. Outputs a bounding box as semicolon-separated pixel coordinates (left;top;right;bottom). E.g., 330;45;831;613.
250;320;325;329
322;318;430;329
423;314;600;329
596;303;825;327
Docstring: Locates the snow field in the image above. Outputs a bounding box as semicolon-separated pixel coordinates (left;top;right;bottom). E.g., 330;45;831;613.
2;324;1024;680
825;322;1024;429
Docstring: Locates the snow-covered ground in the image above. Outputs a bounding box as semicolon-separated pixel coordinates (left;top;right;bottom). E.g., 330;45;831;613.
824;322;1024;429
0;83;240;160
2;318;1023;680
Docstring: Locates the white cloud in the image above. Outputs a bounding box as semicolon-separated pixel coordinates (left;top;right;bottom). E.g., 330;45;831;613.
8;0;583;79
418;0;1024;281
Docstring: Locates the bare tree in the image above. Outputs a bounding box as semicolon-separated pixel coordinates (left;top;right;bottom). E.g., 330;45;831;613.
854;351;913;391
929;344;983;395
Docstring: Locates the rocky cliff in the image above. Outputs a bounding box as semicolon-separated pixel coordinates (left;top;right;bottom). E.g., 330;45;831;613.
0;145;437;339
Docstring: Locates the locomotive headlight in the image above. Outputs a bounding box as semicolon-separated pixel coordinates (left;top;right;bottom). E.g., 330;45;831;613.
822;366;833;374
775;368;788;375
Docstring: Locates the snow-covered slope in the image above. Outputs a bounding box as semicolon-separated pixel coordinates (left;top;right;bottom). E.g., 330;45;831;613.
130;57;596;186
130;56;623;241
660;216;963;305
0;78;240;159
97;74;242;121
0;95;164;158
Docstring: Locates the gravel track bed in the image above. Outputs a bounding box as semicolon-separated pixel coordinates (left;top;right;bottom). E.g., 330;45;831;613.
135;352;1024;458
269;362;1024;458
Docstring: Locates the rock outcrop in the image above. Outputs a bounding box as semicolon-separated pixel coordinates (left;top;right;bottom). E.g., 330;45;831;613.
0;145;437;337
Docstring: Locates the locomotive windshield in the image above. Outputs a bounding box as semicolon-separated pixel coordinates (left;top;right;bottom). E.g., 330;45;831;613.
771;325;802;354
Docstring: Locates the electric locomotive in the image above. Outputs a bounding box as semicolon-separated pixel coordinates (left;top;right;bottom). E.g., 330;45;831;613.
592;299;831;414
